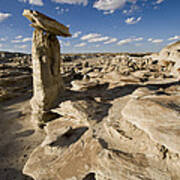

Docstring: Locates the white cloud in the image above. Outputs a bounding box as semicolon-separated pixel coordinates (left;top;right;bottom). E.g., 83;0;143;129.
93;0;137;13
72;31;82;38
74;42;86;47
12;40;21;43
134;37;143;41
156;0;164;4
52;0;88;6
152;39;163;43
81;33;101;40
29;0;43;5
117;37;143;45
0;12;11;22
0;44;2;48
123;10;128;14
18;44;28;49
88;36;109;43
93;0;125;11
22;37;32;42
103;10;114;15
168;35;180;41
81;33;116;44
117;38;133;45
19;0;44;6
11;37;32;43
104;38;117;44
125;16;141;24
147;38;163;43
55;6;60;10
0;38;6;41
15;35;23;39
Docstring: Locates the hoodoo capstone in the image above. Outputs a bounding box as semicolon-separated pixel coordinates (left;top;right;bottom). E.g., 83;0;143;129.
23;9;71;37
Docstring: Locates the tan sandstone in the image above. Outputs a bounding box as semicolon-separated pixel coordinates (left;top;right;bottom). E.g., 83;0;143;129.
23;10;71;125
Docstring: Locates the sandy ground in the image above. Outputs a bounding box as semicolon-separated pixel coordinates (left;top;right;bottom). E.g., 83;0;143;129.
0;94;45;180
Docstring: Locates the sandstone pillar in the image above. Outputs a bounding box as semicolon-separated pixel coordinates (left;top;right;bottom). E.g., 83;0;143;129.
23;9;71;126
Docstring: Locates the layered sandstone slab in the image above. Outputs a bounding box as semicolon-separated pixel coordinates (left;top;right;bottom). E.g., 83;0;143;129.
23;9;71;37
122;87;180;153
23;98;175;180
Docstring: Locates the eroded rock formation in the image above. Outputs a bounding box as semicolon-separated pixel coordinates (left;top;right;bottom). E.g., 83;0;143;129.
30;29;64;124
9;9;179;179
1;50;180;179
23;10;71;125
158;41;180;79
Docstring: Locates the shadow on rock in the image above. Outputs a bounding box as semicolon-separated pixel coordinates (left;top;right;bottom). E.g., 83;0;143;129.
82;172;96;180
16;129;35;138
50;126;88;147
55;80;180;124
146;81;180;90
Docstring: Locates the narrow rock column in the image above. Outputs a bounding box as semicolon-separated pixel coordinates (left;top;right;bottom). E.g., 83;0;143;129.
30;29;64;124
23;9;71;126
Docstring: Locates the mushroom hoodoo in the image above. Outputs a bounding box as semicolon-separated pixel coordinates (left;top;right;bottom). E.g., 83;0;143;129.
23;9;71;127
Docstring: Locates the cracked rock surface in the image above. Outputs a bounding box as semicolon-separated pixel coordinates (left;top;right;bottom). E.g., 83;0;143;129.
23;80;180;180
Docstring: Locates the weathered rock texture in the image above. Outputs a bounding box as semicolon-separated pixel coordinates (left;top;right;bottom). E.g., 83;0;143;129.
1;50;180;179
122;87;180;153
158;41;180;79
23;10;71;124
23;78;180;180
23;9;71;37
22;47;180;179
0;52;32;102
30;29;64;124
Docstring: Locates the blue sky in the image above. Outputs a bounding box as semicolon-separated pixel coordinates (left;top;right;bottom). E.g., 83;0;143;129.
0;0;180;53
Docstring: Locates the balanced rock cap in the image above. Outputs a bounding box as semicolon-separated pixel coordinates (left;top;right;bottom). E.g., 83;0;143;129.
23;9;71;37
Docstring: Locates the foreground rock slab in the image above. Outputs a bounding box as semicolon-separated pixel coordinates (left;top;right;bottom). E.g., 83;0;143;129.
23;85;180;180
122;87;180;153
23;118;102;180
23;117;173;180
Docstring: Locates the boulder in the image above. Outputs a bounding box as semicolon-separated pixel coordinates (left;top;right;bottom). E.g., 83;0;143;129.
158;41;180;79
